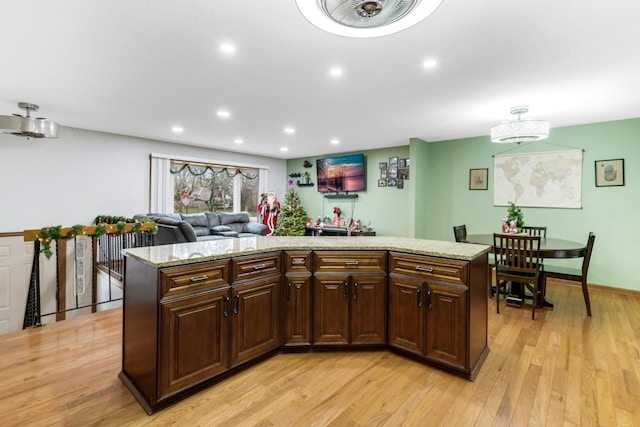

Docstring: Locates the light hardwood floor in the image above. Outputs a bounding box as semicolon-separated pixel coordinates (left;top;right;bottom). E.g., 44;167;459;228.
1;280;639;427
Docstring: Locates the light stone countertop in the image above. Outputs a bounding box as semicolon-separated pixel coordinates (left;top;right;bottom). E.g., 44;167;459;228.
122;236;491;268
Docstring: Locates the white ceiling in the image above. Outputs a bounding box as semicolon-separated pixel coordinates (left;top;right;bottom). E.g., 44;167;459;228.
2;1;639;159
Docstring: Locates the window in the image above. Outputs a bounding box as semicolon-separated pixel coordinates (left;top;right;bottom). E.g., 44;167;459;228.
150;153;268;217
171;161;259;214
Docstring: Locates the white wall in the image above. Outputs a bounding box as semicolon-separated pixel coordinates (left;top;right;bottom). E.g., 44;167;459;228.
0;126;287;232
0;126;287;335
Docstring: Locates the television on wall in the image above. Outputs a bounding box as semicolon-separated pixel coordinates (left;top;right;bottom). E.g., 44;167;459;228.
316;153;366;193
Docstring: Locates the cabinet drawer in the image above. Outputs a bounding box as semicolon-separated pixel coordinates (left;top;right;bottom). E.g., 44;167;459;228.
232;252;281;282
389;252;468;286
313;251;386;274
284;251;312;274
160;261;230;298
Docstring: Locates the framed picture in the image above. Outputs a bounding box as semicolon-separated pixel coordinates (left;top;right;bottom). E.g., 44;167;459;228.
398;168;410;180
380;168;388;179
379;162;387;169
399;158;406;168
397;179;404;189
469;168;488;190
378;179;387;187
387;178;397;187
595;159;624;187
388;166;398;179
389;157;398;166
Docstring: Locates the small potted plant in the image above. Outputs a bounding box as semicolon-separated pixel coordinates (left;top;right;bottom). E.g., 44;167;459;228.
503;202;524;233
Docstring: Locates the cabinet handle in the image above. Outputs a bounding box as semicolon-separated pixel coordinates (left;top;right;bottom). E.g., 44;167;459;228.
291;259;306;265
252;263;268;271
353;282;358;300
189;275;209;282
415;266;434;273
344;260;359;266
427;290;432;310
417;288;422;307
233;294;240;314
288;282;292;300
344;281;349;300
224;296;230;317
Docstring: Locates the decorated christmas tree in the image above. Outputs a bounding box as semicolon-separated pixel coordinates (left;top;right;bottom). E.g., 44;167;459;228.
273;188;308;236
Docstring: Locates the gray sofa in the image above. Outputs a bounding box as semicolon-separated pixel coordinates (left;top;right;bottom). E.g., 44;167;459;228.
136;212;267;246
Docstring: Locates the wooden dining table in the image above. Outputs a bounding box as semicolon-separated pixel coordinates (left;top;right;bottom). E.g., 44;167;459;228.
464;233;588;308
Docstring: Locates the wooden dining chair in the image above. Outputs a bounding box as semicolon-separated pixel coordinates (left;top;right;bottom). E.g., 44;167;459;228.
493;233;542;320
542;232;595;316
453;225;467;242
522;226;547;238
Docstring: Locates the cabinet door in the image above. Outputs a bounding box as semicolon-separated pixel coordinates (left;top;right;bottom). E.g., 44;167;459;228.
350;275;387;345
388;277;424;356
284;277;312;346
230;276;281;367
425;282;468;370
313;274;349;345
159;287;230;399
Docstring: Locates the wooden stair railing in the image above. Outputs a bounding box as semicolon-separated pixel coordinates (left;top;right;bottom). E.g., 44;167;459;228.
22;222;156;328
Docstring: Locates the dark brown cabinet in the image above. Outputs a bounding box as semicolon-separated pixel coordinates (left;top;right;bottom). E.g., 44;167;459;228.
230;252;281;367
387;277;424;356
159;287;230;399
425;282;467;369
312;251;387;346
121;245;488;414
230;276;280;366
387;252;487;378
283;251;312;347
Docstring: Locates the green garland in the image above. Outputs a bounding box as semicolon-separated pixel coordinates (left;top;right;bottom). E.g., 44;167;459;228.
39;218;158;260
170;163;258;179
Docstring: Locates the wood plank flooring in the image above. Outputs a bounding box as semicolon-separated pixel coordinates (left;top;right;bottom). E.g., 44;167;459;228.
1;280;639;426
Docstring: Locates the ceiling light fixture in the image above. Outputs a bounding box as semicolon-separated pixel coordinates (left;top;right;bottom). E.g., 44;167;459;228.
491;106;550;144
0;102;58;139
284;127;295;134
171;126;184;133
296;0;444;38
217;110;231;118
220;43;236;53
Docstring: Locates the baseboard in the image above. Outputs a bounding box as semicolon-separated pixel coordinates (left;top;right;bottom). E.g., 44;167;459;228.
547;277;640;298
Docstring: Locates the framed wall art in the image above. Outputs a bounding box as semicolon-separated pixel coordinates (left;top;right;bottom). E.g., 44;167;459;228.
595;159;624;187
469;168;488;190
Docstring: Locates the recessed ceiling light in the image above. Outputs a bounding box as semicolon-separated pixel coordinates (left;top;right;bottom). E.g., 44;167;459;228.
217;110;231;118
423;58;437;68
234;138;244;144
284;127;295;134
220;43;236;53
330;138;340;145
330;67;343;77
171;126;184;133
280;147;289;152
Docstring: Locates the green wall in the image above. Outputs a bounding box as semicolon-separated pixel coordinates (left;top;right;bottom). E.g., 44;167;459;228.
287;146;411;237
287;118;639;291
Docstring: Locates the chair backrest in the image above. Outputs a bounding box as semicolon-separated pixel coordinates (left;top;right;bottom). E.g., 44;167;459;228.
522;226;547;238
493;233;541;281
581;232;596;277
453;225;467;242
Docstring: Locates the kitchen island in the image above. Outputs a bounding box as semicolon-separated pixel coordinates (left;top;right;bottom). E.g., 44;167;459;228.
121;236;490;414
